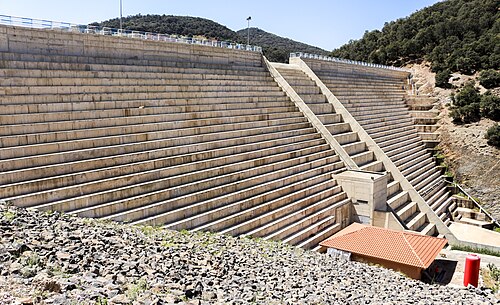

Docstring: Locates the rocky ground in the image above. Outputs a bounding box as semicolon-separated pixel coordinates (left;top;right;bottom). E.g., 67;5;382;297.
408;62;500;219
0;204;498;305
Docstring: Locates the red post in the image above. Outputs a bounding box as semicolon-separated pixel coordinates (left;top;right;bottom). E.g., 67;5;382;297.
463;254;481;287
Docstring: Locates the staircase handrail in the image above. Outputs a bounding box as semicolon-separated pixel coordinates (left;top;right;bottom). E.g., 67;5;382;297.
0;14;263;53
448;181;499;227
290;52;410;72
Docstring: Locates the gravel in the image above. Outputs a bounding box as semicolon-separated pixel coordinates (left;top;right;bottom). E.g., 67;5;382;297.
0;203;498;305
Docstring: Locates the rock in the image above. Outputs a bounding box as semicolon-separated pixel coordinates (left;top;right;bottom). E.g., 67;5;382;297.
110;294;131;304
15;297;33;305
55;252;71;260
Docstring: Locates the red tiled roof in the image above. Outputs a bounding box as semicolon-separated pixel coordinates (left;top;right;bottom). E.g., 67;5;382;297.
320;223;447;268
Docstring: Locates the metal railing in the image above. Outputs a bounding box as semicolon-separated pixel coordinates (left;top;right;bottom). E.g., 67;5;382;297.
449;181;499;227
290;52;410;72
0;15;263;53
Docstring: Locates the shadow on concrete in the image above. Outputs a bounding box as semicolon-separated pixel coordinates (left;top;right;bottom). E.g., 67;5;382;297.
422;259;458;285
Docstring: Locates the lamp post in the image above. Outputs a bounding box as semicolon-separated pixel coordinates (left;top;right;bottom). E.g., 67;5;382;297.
119;0;123;30
246;16;251;45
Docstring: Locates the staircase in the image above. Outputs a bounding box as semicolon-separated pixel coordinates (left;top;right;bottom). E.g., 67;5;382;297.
307;61;455;227
274;62;436;236
0;25;351;249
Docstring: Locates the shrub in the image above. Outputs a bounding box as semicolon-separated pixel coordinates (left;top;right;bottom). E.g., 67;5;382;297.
450;103;481;123
479;69;500;89
435;69;452;88
485;124;500;147
453;83;480;107
480;92;500;121
450;83;481;123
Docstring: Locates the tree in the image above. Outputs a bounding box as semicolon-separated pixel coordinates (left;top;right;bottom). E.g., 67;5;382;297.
435;69;452;88
480;92;500;121
485;124;500;147
479;69;500;89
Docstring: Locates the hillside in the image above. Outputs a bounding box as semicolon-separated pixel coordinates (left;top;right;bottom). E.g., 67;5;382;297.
236;27;329;63
92;14;328;63
331;0;499;75
1;204;497;304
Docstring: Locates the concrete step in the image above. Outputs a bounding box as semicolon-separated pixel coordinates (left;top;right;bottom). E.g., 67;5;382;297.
0;94;291;115
342;142;366;156
316;114;343;125
212;184;346;237
0;105;299;137
0;115;306;148
409;166;440;189
393;146;428;167
0;68;273;82
387;181;401;197
387;191;409;211
308;103;335;115
361;117;414;131
0;77;275;89
162;167;343;230
350;151;375;167
1;127;318;178
396;201;418;221
384;139;423;158
245;191;347;240
0;136;326;197
32;149;338;215
377;133;420;151
333;132;358;145
398;152;430;173
414;170;443;193
372;127;416;144
1;102;297;125
403;159;436;182
326;123;352;135
0;89;287;104
405;212;427;231
418;222;437;236
1;121;311;162
358;160;384;172
295;222;342;250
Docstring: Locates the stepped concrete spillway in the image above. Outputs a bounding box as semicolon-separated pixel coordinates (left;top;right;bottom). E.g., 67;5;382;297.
0;25;351;250
0;23;498;251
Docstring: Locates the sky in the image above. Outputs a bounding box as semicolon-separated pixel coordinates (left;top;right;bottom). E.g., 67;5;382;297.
0;0;441;50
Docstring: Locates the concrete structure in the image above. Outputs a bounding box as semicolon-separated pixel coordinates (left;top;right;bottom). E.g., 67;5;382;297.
0;23;497;251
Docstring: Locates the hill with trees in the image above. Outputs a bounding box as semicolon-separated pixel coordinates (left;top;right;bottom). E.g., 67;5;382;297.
331;0;499;76
235;28;329;63
92;14;328;63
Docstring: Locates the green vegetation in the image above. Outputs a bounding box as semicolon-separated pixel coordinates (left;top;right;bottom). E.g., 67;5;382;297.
331;0;499;75
435;69;452;88
451;245;500;257
126;277;149;301
480;92;500;121
449;83;481;123
449;82;499;124
483;263;500;292
2;210;16;222
479;69;500;89
235;28;329;63
92;14;328;63
485;124;500;147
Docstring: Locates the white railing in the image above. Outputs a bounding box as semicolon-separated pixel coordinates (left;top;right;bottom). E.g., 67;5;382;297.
290;52;410;72
449;182;499;227
0;15;263;53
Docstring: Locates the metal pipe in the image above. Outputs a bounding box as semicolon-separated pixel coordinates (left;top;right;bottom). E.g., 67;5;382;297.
246;16;251;45
119;0;123;30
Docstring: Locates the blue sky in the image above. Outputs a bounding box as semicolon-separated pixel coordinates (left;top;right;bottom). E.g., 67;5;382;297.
0;0;441;50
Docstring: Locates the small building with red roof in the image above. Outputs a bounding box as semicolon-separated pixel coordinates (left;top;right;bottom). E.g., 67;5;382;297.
320;223;448;279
